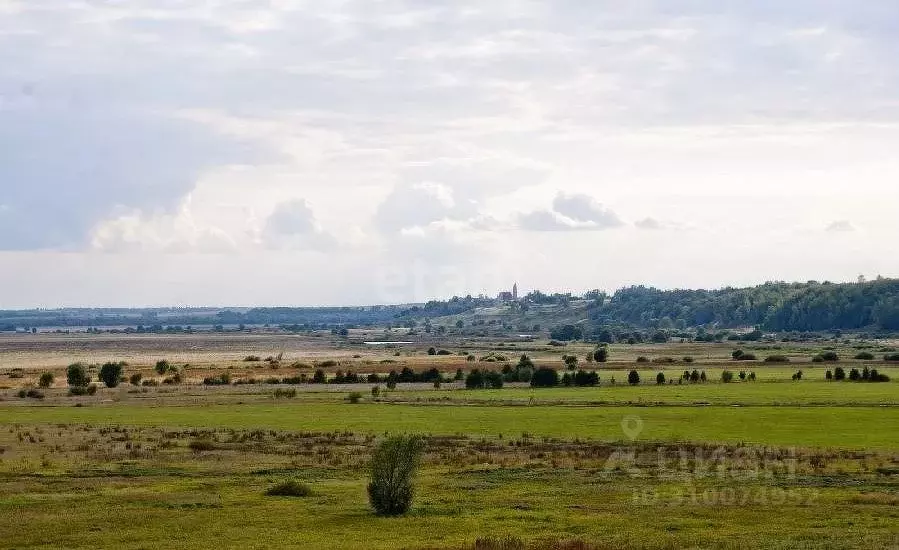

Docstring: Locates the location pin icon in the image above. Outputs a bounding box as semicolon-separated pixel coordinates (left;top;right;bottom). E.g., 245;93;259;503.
621;416;644;441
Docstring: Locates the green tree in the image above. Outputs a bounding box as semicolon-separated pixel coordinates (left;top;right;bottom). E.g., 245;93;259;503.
99;362;124;388
66;363;90;388
628;370;640;385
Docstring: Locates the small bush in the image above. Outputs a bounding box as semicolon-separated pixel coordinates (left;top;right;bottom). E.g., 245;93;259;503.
155;360;172;374
273;388;297;399
427;347;437;356
814;351;840;362
38;372;54;388
243;355;262;362
19;389;44;400
791;370;803;381
682;356;694;363
347;391;363;404
849;368;861;381
68;384;98;396
368;435;425;516
66;363;91;388
129;373;142;386
652;357;676;364
764;355;790;363
627;370;640;385
266;480;313;497
635;356;649;363
656;372;665;385
834;367;846;381
189;439;216;453
883;354;899;362
530;367;560;388
855;352;875;360
99;362;124;388
593;346;608;363
721;370;734;383
371;385;381;397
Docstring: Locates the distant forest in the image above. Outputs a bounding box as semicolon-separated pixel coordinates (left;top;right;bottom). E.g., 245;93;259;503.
587;279;899;332
1;279;898;333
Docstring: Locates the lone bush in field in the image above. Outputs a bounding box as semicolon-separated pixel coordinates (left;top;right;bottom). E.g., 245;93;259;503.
855;352;875;360
129;373;142;386
721;370;734;383
38;372;54;388
656;372;665;385
155;360;172;375
99;362;124;388
66;363;91;388
367;435;425;517
592;346;608;363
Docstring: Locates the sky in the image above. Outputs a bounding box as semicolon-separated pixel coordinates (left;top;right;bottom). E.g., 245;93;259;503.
1;0;898;308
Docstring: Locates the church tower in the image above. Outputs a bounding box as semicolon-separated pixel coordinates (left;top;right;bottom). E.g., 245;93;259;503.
512;283;518;300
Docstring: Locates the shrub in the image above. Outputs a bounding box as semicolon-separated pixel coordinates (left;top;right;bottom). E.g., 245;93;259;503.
155;360;172;374
834;367;846;381
19;389;44;399
652;357;676;364
825;370;833;380
721;370;734;383
266;480;312;497
243;355;262;362
347;391;363;404
689;370;700;383
815;351;840;362
573;370;599;387
312;369;327;384
563;355;579;370
455;369;465;380
732;350;744;360
635;356;649;363
739;371;747;381
748;372;756;381
870;369;891;382
682;356;694;363
436;349;452;356
849;368;861;381
764;355;790;363
66;363;91;388
129;373;142;386
656;372;665;385
791;370;803;381
855;352;875;360
593;347;608;363
367;435;425;516
273;388;297;399
627;370;640;385
427;347;437;356
530;367;560;388
203;373;231;385
700;371;707;382
189;439;216;453
8;368;24;379
99;362;124;388
732;351;757;361
38;372;54;388
883;354;899;362
69;384;98;396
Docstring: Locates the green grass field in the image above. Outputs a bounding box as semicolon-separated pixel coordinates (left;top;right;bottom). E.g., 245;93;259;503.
2;336;899;549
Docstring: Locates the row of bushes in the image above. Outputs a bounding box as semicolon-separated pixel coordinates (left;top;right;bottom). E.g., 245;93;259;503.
826;367;890;382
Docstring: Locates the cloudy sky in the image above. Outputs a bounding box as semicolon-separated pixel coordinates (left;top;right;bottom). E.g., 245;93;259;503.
2;0;898;307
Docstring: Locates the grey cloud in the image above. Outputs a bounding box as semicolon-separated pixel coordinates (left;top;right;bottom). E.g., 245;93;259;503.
264;200;336;250
373;183;477;233
635;217;662;230
552;193;624;227
0;106;262;251
517;192;623;232
825;220;855;232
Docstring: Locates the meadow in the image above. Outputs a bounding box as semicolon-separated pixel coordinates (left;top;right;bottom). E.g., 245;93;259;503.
1;332;898;548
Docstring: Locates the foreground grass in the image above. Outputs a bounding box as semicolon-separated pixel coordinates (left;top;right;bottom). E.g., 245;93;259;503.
3;401;899;449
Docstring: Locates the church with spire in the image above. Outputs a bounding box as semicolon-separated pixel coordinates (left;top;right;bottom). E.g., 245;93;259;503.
497;282;519;302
